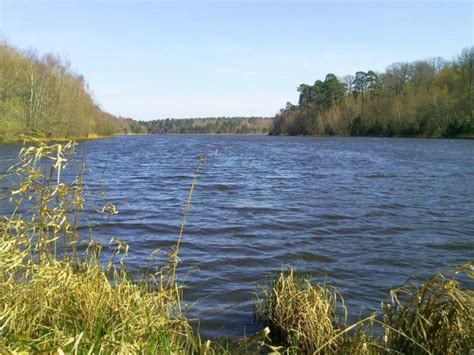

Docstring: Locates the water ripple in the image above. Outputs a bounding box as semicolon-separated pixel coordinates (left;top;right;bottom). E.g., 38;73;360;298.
1;135;473;338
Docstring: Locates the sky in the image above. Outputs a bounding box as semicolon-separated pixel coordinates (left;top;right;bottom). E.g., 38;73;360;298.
0;1;472;120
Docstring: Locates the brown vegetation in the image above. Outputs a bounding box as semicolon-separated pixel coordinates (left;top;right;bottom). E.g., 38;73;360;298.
0;42;144;143
256;264;473;354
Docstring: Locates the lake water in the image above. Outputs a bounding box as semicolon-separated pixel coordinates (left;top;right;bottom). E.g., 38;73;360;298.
1;135;473;338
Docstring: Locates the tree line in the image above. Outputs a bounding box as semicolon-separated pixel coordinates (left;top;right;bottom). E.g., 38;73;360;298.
3;40;471;141
272;47;473;137
141;117;272;134
0;41;144;143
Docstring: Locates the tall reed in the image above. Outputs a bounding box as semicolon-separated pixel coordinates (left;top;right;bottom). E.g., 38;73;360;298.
382;263;473;354
0;138;211;353
254;268;346;353
255;264;473;354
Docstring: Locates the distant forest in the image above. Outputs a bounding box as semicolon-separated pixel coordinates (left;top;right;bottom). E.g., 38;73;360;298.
1;41;472;142
0;42;144;143
141;117;272;134
272;47;473;137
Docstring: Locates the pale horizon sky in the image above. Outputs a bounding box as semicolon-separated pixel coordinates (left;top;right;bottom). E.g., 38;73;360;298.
0;0;472;120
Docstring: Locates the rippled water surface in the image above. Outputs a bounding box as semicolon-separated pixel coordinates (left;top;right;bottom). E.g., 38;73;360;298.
1;136;473;338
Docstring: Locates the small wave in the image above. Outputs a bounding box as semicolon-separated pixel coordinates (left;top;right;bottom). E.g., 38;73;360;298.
374;203;404;209
425;242;474;251
200;183;238;192
79;222;179;235
319;213;355;221
365;173;395;179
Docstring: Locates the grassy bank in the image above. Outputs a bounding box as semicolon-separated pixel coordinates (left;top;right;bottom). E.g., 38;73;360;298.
0;133;117;144
255;266;473;354
0;139;472;353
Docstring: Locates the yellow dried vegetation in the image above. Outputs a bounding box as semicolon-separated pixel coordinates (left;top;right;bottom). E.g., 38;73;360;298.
383;264;474;354
255;264;473;354
0;138;215;353
254;268;347;353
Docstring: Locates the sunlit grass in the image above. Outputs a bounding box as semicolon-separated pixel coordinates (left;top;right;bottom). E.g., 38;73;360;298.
255;264;473;354
0;138;212;353
254;268;345;353
0;240;196;353
383;263;474;354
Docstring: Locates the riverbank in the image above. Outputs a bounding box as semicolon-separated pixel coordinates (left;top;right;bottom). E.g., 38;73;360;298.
0;42;146;145
255;265;473;354
0;132;268;145
0;132;151;144
269;132;474;139
4;131;473;145
0;134;110;144
272;47;473;138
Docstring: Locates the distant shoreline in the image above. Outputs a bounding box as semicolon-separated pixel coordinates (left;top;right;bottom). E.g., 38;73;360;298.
122;132;473;139
2;132;473;145
0;134;113;145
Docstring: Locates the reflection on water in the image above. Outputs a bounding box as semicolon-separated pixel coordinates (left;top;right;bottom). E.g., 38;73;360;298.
1;136;473;338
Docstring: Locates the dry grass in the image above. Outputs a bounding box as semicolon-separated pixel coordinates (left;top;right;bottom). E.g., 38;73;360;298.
0;138;215;353
254;268;349;353
383;263;474;354
256;264;473;354
0;239;196;353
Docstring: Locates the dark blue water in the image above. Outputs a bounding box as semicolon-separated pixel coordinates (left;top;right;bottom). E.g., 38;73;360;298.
1;135;473;338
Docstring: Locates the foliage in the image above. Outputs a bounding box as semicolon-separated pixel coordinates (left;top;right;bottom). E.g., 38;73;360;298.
254;268;348;353
256;264;473;354
0;41;144;143
272;47;474;138
383;264;474;354
141;116;272;135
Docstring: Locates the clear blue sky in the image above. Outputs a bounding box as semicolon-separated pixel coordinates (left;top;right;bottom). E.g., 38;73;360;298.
0;1;472;120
